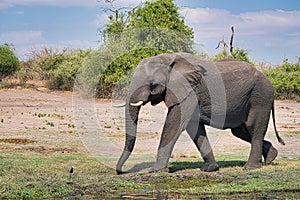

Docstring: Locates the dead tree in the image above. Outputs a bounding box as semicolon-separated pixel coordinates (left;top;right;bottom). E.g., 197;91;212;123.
229;26;234;54
98;0;136;24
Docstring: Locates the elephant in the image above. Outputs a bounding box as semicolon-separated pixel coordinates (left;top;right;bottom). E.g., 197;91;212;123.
116;52;285;174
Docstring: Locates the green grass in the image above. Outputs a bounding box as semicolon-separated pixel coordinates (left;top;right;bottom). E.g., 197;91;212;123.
0;151;299;199
0;153;112;199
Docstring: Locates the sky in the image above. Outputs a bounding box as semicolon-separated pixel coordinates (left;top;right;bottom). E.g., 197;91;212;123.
0;0;299;65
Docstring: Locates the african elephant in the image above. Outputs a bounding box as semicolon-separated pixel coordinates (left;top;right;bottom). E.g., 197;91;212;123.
116;52;285;174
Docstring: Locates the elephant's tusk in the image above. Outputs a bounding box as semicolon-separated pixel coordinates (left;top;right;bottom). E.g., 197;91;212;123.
113;103;126;108
130;101;144;107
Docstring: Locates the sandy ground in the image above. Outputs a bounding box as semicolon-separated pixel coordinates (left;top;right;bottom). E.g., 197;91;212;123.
0;88;299;171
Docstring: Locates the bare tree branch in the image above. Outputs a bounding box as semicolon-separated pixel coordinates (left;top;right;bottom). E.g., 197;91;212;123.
215;26;235;55
98;0;137;24
215;36;228;49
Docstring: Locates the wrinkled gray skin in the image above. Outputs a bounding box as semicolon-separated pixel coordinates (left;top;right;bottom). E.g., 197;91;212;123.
116;53;285;174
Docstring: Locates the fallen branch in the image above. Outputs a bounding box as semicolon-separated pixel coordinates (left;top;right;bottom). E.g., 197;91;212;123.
23;102;48;107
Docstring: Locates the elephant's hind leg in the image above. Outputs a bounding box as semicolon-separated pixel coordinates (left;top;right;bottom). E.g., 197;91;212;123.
262;140;278;165
231;124;251;143
231;125;278;166
243;108;273;170
186;122;219;172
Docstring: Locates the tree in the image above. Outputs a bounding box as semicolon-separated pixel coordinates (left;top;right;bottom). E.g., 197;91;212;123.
0;43;19;80
100;0;194;52
89;0;195;98
99;0;133;41
98;0;194;91
129;0;194;52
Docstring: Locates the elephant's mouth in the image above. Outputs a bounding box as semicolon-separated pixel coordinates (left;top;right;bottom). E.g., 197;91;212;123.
151;100;160;106
149;92;165;106
130;94;163;107
129;84;165;107
130;99;160;107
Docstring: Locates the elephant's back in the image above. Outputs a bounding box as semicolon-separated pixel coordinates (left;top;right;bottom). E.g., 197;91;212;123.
215;59;257;79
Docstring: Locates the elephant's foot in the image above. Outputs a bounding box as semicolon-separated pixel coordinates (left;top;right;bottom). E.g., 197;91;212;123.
149;167;169;173
262;141;278;165
243;162;262;170
201;163;219;172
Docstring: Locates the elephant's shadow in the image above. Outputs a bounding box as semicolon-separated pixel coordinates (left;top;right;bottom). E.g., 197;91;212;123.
169;160;246;173
126;160;246;173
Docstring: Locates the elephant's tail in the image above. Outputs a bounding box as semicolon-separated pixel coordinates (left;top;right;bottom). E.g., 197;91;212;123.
272;102;285;145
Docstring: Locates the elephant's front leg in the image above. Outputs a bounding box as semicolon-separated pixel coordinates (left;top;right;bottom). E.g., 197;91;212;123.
150;104;194;173
186;121;219;172
150;105;182;172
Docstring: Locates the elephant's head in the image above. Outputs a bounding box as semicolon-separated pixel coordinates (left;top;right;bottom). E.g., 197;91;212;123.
116;53;203;174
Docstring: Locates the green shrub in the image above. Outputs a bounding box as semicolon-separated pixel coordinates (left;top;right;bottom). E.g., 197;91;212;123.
212;49;252;64
0;43;19;80
21;47;64;81
19;47;91;90
47;49;91;90
95;48;168;98
263;60;300;101
92;0;194;98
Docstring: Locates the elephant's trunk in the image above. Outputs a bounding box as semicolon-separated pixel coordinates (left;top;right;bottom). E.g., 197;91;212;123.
116;100;141;174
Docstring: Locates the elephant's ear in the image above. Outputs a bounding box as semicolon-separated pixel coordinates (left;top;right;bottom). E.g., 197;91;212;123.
165;55;201;108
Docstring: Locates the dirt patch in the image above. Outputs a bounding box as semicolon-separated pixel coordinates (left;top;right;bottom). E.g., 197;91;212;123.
289;131;300;134
0;138;36;144
0;88;299;160
280;124;300;129
19;146;79;154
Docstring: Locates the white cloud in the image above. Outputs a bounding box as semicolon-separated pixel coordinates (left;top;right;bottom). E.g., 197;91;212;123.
15;11;24;14
182;8;300;39
181;8;233;25
91;13;109;29
0;30;44;44
58;39;98;49
240;10;300;27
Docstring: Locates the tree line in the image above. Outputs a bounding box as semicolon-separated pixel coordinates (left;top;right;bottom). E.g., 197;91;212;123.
0;0;299;100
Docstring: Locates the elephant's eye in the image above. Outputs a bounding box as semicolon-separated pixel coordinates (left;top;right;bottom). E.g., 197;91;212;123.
150;83;157;91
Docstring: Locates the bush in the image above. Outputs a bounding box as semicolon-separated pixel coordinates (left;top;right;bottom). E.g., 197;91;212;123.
95;48;168;98
0;43;19;80
21;47;64;81
47;49;91;90
263;59;300;101
19;47;91;90
212;49;252;64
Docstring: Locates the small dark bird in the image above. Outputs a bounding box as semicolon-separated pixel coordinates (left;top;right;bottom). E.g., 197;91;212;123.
69;167;74;174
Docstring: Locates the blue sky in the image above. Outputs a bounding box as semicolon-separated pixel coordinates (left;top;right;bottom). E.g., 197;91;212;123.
0;0;299;64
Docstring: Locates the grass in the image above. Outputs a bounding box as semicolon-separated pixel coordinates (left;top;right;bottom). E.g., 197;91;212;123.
0;151;299;199
0;152;113;199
